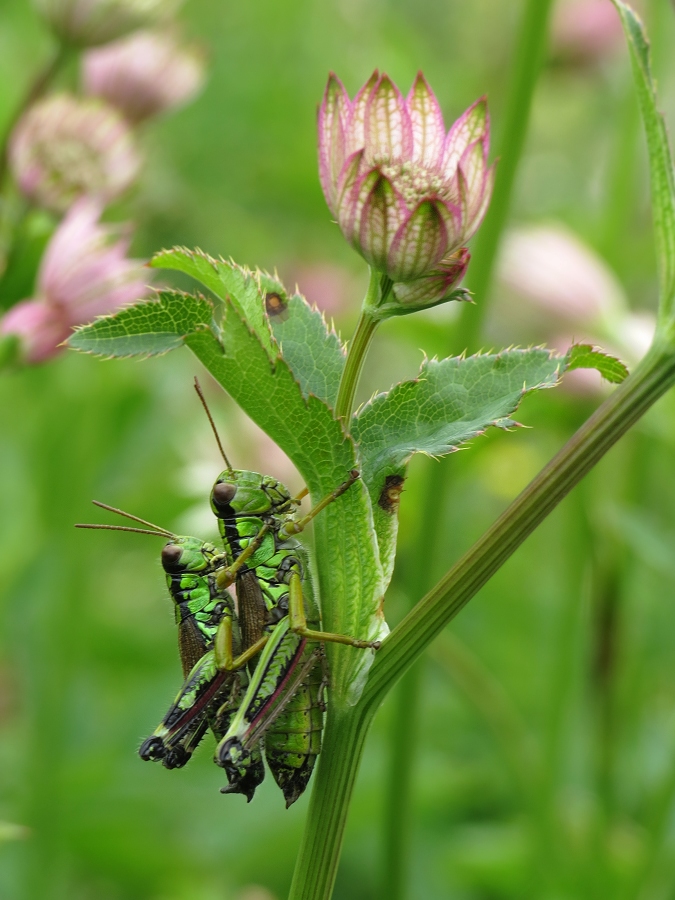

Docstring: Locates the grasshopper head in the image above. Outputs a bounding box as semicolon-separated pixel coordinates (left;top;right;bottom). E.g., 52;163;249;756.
160;535;219;575
210;470;292;520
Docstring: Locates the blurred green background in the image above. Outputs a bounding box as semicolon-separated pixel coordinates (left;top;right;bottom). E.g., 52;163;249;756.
2;0;675;898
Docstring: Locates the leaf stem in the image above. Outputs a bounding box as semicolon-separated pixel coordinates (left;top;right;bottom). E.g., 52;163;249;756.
334;269;382;423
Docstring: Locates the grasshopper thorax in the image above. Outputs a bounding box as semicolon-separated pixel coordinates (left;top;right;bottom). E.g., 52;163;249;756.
160;535;220;575
210;470;292;520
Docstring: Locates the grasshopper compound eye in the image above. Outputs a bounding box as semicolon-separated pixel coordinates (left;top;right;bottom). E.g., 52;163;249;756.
161;543;184;573
213;482;237;507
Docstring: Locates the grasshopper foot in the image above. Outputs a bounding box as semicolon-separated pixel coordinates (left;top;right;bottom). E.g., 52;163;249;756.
139;736;166;762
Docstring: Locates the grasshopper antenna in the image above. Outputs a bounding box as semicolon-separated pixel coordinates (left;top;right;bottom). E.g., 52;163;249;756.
75;501;176;538
75;523;174;538
193;376;235;475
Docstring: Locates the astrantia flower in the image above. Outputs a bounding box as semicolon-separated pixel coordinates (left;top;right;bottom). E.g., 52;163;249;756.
34;0;180;47
83;30;205;123
9;93;140;213
0;199;150;362
318;71;494;312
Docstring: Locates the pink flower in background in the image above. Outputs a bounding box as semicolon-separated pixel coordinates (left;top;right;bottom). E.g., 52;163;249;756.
498;225;625;327
9;93;140;213
33;0;180;46
1;199;151;362
318;71;493;309
552;0;625;64
83;30;205;123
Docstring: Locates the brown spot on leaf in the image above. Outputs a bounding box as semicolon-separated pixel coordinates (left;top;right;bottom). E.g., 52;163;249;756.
378;474;405;513
265;292;288;317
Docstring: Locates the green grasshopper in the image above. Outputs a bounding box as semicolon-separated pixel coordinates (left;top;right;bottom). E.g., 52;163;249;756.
75;504;260;778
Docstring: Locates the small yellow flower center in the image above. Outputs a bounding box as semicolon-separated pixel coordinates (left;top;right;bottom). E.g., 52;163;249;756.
379;159;447;207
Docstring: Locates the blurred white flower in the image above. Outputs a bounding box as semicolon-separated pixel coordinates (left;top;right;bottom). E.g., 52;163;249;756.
83;30;205;123
34;0;180;47
0;198;151;362
499;224;626;327
9;93;140;213
497;222;655;394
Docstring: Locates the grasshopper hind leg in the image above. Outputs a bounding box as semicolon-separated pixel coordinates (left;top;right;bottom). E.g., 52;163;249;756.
213;698;266;802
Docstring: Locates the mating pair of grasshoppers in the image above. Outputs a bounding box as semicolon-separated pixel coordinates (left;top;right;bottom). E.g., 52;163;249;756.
77;380;378;807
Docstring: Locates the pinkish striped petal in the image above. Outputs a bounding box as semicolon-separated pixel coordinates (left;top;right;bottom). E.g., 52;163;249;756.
336;149;372;241
464;161;495;239
436;197;464;250
457;140;488;233
345;70;378;156
442;96;488;180
364;74;413;163
318;73;350;215
387;199;448;280
406;72;445;167
357;174;407;270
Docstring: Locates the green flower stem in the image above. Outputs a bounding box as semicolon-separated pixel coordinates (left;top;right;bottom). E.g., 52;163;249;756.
334;269;382;423
0;43;71;190
289;340;675;900
455;0;555;354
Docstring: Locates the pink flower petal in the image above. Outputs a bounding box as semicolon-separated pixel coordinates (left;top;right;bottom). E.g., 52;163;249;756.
356;174;407;270
457;140;488;235
364;74;413;163
464;161;495;239
345;70;378;156
336;149;373;242
387;199;448;281
318;73;350;215
406;72;445;167
0;299;69;362
442;96;488;180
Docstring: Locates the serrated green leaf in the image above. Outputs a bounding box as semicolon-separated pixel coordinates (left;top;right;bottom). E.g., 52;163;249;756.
268;293;346;407
613;1;675;323
151;248;274;356
185;304;385;704
68;291;215;358
566;343;628;383
353;344;623;581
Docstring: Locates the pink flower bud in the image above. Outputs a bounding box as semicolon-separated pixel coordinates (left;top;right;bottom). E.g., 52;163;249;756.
33;0;180;47
0;198;151;363
83;30;205;123
318;71;494;310
9;93;141;213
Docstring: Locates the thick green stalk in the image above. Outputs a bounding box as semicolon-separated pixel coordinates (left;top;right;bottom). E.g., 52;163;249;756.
334;270;381;422
364;342;675;708
288;704;373;900
455;0;555;354
290;343;675;900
